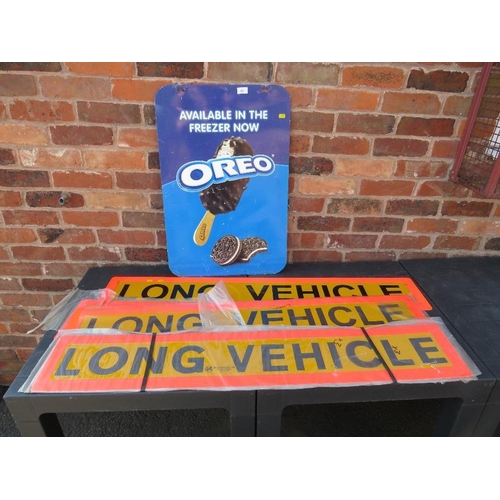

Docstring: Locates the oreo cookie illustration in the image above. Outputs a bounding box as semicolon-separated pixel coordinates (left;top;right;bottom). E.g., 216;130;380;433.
210;235;242;266
237;237;268;262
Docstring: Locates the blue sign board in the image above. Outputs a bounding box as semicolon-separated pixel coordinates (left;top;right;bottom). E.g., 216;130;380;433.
155;84;291;276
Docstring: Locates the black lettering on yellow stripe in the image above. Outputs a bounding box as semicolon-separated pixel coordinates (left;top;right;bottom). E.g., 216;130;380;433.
246;284;268;301
112;316;144;332
55;348;80;376
409;337;447;364
328;306;355;327
147;314;174;333
380;284;403;296
292;342;325;371
380;340;414;366
262;344;288;372
296;285;320;299
227;345;254;372
171;284;196;299
130;346;168;374
142;284;169;299
272;285;293;300
287;307;315;326
355;305;384;326
332;284;355;296
260;309;284;325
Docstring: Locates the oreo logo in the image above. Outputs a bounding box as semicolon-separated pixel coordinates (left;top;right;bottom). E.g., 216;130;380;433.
177;155;275;192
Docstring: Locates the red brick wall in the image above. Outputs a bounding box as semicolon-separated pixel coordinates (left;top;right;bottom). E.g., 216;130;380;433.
1;61;499;384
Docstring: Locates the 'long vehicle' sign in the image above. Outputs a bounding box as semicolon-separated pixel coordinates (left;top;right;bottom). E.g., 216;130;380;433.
105;276;432;310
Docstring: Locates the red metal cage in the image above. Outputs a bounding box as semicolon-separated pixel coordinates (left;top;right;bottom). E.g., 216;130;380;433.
451;62;500;198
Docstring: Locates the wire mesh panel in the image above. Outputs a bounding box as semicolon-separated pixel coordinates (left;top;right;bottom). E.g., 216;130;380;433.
451;63;500;198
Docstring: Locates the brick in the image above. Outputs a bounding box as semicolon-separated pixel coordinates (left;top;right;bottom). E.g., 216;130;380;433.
292;250;342;263
417;180;471;197
360;179;415;196
289;156;333;175
379;235;431;249
297;216;350;232
0;148;15;165
442;200;493;217
381;92;441;114
292;111;334;133
3;209;59;226
150;193;163;210
125;247;167;262
343;66;406;89
1;293;52;307
337;113;395;134
111;78;168;102
26;191;84;208
140;105;155;127
0;101;6;119
276;63;339;85
286;86;314;107
84;150;146;169
0;278;21;291
0;374;16;385
408;69;469;92
290;135;311;153
148;151;160;169
327;198;382;215
1;263;43;276
396;117;455;137
19;148;82;168
317;88;379;111
38;228;95;244
86;192;149;210
485;238;500;250
0;124;48;145
434;235;479;250
116;171;162;190
52;171;113;189
352;217;404;233
443;95;473;116
313;136;370;155
12;246;65;261
208;62;272;82
294;232;325;248
327;234;377;249
50;125;113;145
66;62;134;76
22;278;74;292
77;101;141;123
335;158;394;178
42;262;94;277
0;74;37;96
40;76;110;99
432;140;460;158
0;228;37;243
386;199;439;216
0;361;27;374
289;197;325;213
407;218;458;234
98;229;155;245
373;138;429;157
299;177;356;195
0;191;22;207
394;160;449;179
399;252;436;260
122;211;164;228
137;62;204;78
10;99;75;122
117;128;158;148
0;62;61;72
345;251;398;262
67;246;122;261
0;349;17;362
460;220;500;235
63;211;119;227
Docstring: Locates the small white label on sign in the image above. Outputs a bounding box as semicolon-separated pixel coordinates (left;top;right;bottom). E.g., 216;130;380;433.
237;87;248;94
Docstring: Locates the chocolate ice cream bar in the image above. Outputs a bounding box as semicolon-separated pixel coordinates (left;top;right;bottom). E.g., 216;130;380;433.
194;137;253;246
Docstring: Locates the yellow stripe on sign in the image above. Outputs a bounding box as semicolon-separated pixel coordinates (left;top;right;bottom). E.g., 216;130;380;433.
106;276;432;310
67;297;425;333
